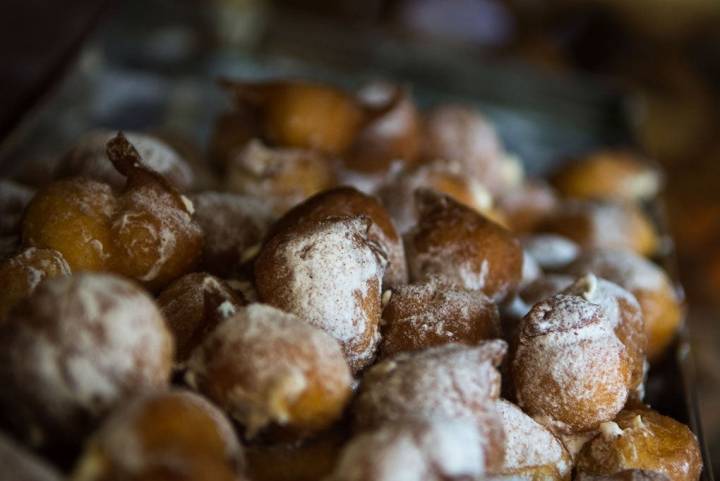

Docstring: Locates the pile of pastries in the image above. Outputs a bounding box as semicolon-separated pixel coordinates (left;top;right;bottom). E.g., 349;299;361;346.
0;79;702;481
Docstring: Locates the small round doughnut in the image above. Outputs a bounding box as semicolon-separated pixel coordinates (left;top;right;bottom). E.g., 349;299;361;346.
223;80;364;155
157;272;246;362
225;139;337;215
566;248;682;361
492;399;571;481
576;470;672;481
552;150;662;202
353;341;507;470
187;304;352;438
420;104;505;189
496;180;559;233
56;130;195;191
344;83;421;173
380;277;500;357
22;178;117;272
270;186;407;288
0;178;34;237
562;275;647;397
245;428;346;481
189;191;275;277
72;390;244;481
0;432;63;481
522;234;580;272
538;200;658;257
327;418;489;481
512;292;631;433
255;216;387;372
404;189;522;302
377;161;501;233
0;273;173;451
576;409;702;481
0;247;71;321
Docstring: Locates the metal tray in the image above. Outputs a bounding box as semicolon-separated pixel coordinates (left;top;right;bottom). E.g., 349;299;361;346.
0;2;713;478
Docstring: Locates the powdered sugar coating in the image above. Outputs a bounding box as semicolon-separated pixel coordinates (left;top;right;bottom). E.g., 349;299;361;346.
354;342;507;469
0;273;173;449
513;293;631;432
190;191;275;276
522;234;580;271
255;217;386;372
327;418;487;481
380;277;500;356
187;304;352;437
567;249;669;293
56;130;194;190
495;399;571;479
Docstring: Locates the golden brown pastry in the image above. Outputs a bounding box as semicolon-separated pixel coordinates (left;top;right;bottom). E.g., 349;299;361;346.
380;277;500;357
224;140;337;215
566;249;682;361
512;289;631;433
551;150;661;202
269;186;407;288
0;247;71;321
22;133;203;290
496;180;559;233
0;273;173;451
72;390;245;481
255;216;386;372
405;190;522;302
157;272;245;362
576;409;702;481
186;304;352;438
538;200;658;257
353;341;507;471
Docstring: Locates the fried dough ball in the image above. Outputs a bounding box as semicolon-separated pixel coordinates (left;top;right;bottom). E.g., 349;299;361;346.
353;341;507;470
566;249;682;361
0;247;71;321
380;277;500;357
562;275;647;396
0;178;34;237
245;428;345;481
270;186;406;288
0;432;63;481
0;273;173;451
496;180;559;233
576;409;702;481
255;216;386;372
327;419;489;481
56;130;194;191
405;190;522;302
106;134;203;290
512;292;631;433
522;234;580;272
420;104;505;189
552;150;661;202
377;161;500;233
225;140;336;215
72;390;244;481
189;192;275;277
23;134;203;290
344;83;421;173
538;200;658;257
187;304;352;438
22;178;117;271
492;399;571;481
576;470;672;481
157;272;245;362
223;80;364;155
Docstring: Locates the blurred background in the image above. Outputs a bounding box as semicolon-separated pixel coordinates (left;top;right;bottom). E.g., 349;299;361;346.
1;0;719;475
